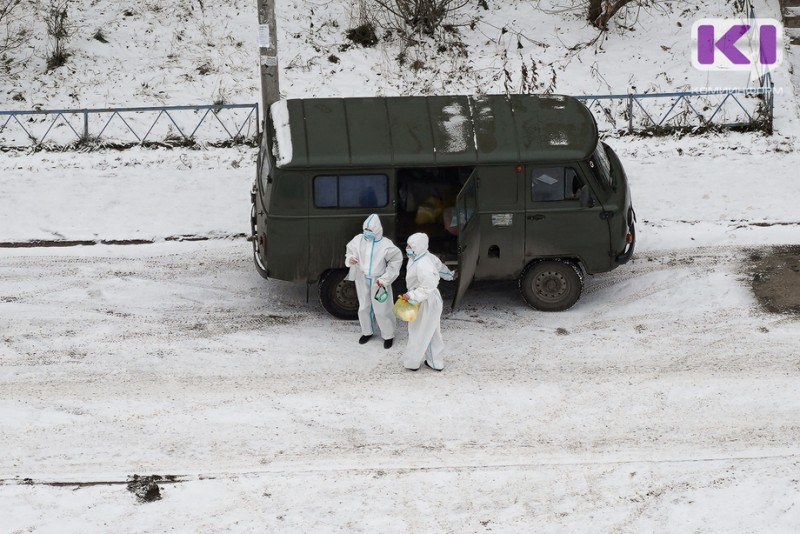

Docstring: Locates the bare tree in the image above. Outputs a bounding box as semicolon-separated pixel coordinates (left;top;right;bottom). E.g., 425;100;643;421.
372;0;469;35
588;0;640;30
1;0;27;55
44;0;72;70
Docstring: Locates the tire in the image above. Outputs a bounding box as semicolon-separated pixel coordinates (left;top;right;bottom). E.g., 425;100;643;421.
250;203;268;279
519;260;583;312
319;269;359;320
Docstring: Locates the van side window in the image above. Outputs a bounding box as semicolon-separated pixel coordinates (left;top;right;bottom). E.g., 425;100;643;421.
530;167;583;202
313;174;389;208
458;175;478;231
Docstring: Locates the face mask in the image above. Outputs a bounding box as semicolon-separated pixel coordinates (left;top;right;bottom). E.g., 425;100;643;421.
363;230;375;240
405;248;414;257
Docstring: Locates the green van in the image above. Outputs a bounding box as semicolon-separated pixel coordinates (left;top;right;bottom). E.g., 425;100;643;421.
250;94;635;318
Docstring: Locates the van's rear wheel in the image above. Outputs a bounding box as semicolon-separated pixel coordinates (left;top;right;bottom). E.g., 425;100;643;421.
319;269;359;320
519;260;583;311
250;203;268;279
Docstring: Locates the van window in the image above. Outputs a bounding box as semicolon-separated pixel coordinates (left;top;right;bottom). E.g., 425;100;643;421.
530;167;583;202
313;174;389;208
458;176;478;231
591;143;613;189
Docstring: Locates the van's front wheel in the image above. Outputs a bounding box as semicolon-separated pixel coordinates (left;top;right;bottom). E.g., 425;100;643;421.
519;260;583;311
319;269;359;320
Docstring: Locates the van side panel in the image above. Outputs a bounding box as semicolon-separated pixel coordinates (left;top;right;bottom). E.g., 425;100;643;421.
472;96;521;163
474;165;526;280
427;95;476;166
385;98;436;166
265;170;309;283
307;215;356;283
345;99;393;167
304;99;350;168
267;216;310;282
524;162;613;273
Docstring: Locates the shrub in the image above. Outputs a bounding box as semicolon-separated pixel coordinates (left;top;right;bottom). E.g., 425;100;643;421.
45;0;73;71
373;0;469;36
345;23;378;47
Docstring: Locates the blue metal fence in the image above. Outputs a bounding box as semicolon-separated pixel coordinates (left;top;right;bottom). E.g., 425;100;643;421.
0;103;259;147
573;0;775;135
576;83;774;134
0;84;774;148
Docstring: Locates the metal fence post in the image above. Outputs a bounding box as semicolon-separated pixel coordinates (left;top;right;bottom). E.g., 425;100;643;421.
627;95;633;133
768;78;774;135
83;110;89;141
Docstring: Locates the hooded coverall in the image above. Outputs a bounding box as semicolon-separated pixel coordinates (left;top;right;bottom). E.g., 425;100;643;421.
344;214;403;341
402;232;454;370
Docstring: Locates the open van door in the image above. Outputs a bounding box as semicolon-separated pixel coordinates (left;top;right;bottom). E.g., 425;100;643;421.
452;169;480;309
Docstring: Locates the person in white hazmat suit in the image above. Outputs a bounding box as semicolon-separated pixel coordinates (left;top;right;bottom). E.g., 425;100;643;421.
400;232;457;371
345;214;403;349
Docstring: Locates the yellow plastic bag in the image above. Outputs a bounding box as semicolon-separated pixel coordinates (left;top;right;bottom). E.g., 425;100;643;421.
393;297;419;322
414;196;443;225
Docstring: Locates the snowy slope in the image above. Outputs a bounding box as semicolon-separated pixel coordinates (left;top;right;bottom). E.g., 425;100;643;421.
5;0;260;108
3;1;796;125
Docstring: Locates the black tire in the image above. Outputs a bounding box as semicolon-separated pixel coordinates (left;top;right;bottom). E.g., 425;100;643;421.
319;269;359;320
519;260;583;312
251;203;268;279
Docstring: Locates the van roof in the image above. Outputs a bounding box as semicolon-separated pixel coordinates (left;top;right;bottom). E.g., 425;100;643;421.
269;94;598;169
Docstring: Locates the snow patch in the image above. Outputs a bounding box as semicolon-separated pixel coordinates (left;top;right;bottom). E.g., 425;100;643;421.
270;100;292;167
439;102;470;153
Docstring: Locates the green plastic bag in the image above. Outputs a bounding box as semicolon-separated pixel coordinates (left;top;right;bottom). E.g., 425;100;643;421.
374;286;389;303
393;297;419;322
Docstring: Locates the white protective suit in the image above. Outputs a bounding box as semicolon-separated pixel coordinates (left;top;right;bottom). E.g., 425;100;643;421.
402;233;455;370
344;214;403;341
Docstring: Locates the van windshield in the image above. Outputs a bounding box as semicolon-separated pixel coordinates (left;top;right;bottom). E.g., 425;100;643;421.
591;143;614;190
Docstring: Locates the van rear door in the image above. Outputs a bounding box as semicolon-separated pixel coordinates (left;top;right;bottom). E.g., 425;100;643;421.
453;169;480;309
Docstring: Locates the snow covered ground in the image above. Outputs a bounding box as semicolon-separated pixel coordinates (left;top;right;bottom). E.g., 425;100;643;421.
1;135;799;531
2;0;800;531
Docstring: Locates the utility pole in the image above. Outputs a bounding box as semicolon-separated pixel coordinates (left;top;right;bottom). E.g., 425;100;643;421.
257;0;280;114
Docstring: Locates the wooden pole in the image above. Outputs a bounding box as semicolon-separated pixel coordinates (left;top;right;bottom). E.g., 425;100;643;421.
257;0;280;113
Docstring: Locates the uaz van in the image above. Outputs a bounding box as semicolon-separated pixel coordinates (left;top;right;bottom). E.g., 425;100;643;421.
250;94;635;318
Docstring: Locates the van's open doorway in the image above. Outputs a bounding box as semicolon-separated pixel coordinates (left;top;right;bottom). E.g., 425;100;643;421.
395;166;474;264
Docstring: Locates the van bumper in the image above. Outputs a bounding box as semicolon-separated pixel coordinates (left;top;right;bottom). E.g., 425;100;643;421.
615;222;636;264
